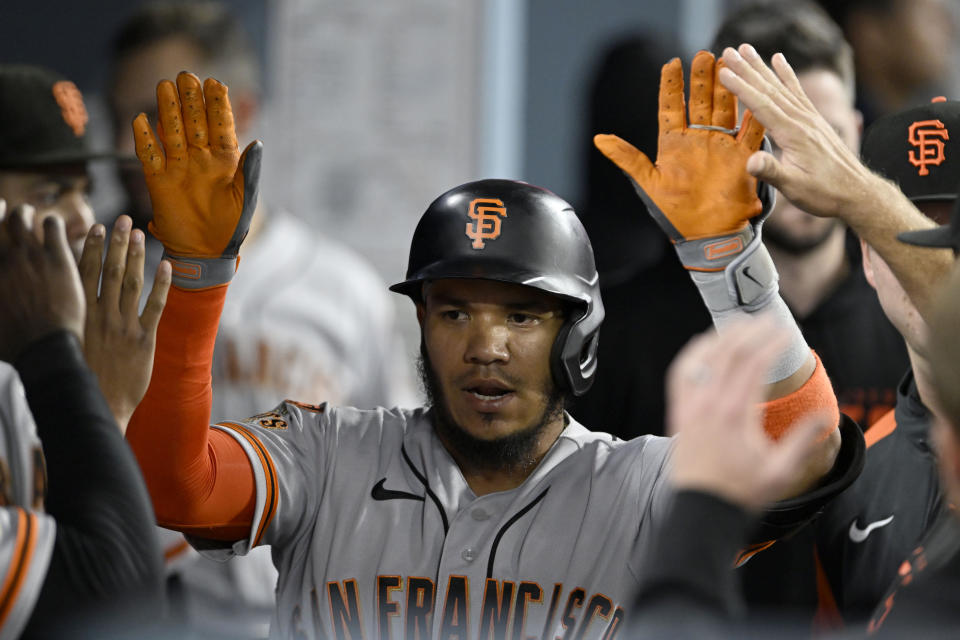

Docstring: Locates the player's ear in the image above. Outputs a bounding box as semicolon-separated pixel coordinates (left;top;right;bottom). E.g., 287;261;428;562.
860;238;877;289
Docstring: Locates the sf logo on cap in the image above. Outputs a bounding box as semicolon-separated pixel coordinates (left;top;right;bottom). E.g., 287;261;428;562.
52;81;88;137
465;198;508;249
908;119;949;176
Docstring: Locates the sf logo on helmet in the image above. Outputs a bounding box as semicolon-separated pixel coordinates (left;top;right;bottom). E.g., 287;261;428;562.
908;119;949;176
465;198;508;249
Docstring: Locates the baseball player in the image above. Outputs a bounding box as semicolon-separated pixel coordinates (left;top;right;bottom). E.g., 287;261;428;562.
861;188;960;637
714;40;959;626
0;203;165;638
658;41;959;634
624;48;960;636
125;59;864;639
810;97;960;625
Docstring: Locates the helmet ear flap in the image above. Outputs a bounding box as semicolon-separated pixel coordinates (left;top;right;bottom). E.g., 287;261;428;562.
550;306;602;397
550;321;575;394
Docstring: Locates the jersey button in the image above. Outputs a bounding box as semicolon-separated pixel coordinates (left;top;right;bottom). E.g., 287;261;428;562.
461;547;477;562
471;509;490;521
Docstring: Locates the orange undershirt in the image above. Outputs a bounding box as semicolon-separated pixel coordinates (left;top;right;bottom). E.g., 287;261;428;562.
126;285;255;541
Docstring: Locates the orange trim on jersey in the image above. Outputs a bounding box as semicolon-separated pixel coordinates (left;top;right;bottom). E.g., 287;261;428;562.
761;353;838;441
864;409;897;449
217;422;279;547
733;539;776;567
813;548;844;632
0;510;37;629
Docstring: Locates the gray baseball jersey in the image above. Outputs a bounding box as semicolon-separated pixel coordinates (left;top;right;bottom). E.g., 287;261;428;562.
0;364;57;639
199;400;674;640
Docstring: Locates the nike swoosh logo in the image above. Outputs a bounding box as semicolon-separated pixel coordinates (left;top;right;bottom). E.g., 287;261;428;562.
742;266;763;287
371;478;425;502
848;515;895;543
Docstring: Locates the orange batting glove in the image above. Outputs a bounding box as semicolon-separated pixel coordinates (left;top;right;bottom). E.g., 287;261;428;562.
594;51;773;273
133;71;262;289
595;51;779;310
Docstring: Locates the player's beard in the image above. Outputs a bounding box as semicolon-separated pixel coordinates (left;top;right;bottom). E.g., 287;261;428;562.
763;218;839;256
418;344;566;475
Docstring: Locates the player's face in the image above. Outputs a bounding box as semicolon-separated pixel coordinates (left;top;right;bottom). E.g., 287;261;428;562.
764;69;861;255
861;241;927;355
418;279;567;466
0;169;94;260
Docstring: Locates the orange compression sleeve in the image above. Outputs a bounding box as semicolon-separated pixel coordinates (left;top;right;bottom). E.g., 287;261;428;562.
126;285;256;541
761;352;838;442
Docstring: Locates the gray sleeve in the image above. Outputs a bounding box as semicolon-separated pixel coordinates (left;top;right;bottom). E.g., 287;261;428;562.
628;435;676;578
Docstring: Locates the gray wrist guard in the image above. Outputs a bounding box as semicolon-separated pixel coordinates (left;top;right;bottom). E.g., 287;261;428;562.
164;253;239;289
684;227;779;313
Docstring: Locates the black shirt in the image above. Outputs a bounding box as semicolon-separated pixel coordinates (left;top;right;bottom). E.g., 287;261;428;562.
630;488;960;639
869;507;960;638
817;369;942;623
737;370;941;624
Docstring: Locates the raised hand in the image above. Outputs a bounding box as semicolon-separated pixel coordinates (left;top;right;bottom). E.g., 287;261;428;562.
717;45;872;221
0;200;85;362
595;51;767;255
719;44;952;314
133;71;262;289
78;215;171;433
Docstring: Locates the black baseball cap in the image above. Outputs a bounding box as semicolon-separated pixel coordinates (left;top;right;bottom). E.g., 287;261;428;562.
861;97;960;203
860;96;960;252
0;65;116;169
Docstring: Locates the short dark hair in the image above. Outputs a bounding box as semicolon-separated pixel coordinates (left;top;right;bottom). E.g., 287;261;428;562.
712;0;855;100
110;1;258;95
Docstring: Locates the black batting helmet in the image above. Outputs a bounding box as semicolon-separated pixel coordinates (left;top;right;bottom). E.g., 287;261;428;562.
390;179;604;396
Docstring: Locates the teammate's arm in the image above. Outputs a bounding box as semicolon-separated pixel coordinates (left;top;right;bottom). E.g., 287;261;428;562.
718;44;953;316
124;72;264;540
595;52;842;496
0;205;164;635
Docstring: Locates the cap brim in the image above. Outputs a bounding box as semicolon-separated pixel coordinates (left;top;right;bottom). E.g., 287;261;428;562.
897;226;957;249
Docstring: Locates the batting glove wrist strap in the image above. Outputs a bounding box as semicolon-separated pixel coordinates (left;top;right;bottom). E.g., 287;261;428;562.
686;231;778;314
164;252;238;290
672;225;754;271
